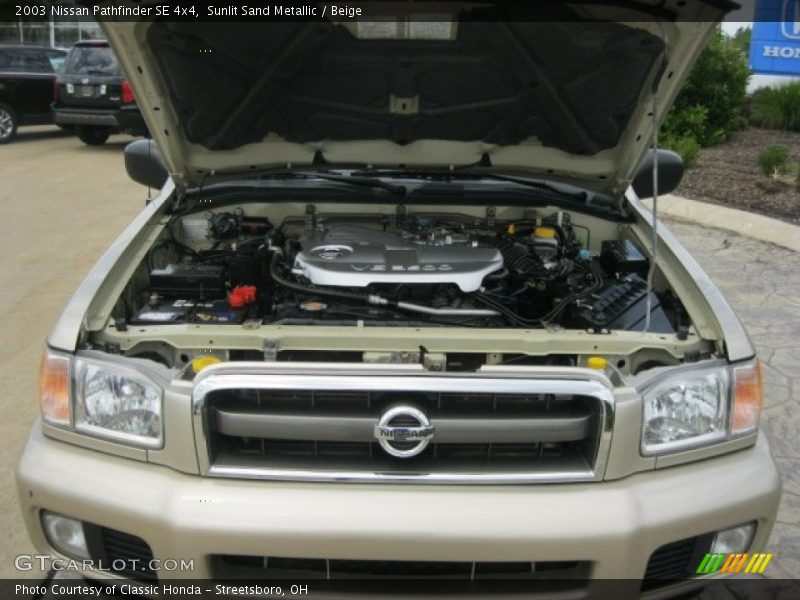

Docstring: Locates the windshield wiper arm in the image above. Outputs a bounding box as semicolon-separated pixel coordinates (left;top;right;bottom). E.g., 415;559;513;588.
259;172;407;196
350;169;587;201
472;173;589;201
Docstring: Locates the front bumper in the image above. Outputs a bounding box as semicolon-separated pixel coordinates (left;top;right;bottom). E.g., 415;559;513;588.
17;425;781;595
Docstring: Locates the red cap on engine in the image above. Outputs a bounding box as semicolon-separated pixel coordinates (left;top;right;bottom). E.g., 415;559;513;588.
228;286;257;308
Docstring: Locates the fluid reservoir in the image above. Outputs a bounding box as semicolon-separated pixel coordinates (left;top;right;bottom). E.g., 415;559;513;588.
532;226;558;260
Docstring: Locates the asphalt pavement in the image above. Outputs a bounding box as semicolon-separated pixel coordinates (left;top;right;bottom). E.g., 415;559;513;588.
0;125;797;584
0;126;145;579
664;219;800;581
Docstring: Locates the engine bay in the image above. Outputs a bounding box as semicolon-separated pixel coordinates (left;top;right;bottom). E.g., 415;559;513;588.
120;205;687;337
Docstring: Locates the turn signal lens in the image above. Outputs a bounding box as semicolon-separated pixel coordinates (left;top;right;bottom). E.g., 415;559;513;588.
731;360;763;435
39;348;71;426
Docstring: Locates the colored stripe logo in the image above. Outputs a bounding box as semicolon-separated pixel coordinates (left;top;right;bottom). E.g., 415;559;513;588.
696;552;773;574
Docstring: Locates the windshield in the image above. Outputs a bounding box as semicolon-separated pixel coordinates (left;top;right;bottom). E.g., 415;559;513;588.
63;45;120;76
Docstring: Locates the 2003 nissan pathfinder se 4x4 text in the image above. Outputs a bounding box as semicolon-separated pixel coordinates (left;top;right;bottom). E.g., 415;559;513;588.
17;2;781;598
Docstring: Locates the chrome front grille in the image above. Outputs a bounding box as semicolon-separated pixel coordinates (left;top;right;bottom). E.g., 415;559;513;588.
192;366;614;483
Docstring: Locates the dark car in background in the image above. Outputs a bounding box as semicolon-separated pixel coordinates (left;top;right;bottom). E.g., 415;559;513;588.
53;40;146;145
0;44;67;144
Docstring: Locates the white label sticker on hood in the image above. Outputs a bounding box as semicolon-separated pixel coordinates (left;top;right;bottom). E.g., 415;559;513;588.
356;20;404;39
409;19;454;40
356;18;453;40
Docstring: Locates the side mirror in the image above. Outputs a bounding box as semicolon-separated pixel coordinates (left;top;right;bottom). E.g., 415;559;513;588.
631;149;683;198
125;139;168;189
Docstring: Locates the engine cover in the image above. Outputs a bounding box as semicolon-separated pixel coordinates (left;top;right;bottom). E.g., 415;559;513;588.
292;226;504;292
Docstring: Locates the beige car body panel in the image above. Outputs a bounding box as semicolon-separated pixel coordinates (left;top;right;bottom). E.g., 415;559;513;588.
18;426;780;589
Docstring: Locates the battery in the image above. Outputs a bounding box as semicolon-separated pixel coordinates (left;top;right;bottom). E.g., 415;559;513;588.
130;303;184;324
131;299;242;325
149;263;226;299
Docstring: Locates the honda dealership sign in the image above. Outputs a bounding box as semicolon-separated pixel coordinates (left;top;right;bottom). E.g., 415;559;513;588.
750;0;800;75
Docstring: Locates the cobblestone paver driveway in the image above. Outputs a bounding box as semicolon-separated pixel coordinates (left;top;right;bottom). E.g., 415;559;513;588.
668;219;800;581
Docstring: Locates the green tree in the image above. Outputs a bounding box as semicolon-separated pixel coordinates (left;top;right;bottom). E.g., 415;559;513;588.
661;27;750;153
729;26;752;58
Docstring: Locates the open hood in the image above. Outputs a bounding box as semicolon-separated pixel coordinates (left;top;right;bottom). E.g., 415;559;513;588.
101;1;736;194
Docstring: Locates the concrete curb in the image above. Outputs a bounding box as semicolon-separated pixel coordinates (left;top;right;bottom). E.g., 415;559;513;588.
643;194;800;253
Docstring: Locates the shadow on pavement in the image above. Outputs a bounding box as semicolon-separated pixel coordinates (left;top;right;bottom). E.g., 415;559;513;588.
6;126;140;152
9;127;72;144
73;141;131;153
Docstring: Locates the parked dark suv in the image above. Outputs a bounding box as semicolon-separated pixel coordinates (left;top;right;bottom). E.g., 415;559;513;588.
53;40;146;145
0;45;67;144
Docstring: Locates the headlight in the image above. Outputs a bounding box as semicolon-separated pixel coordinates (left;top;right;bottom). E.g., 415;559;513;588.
73;357;163;448
641;360;762;456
